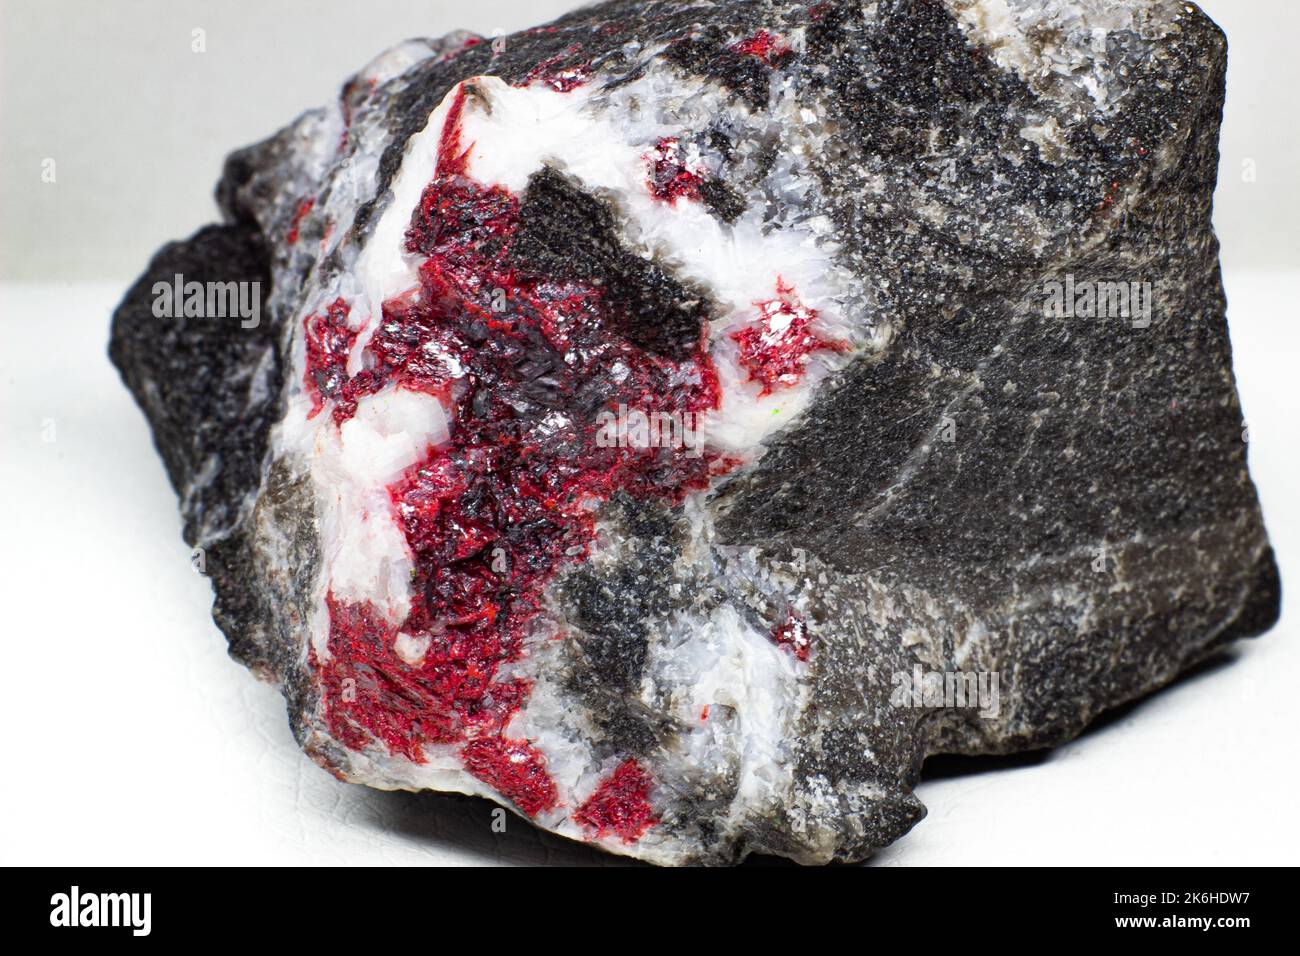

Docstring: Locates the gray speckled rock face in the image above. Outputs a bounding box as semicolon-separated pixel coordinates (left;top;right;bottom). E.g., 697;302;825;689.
110;0;1279;865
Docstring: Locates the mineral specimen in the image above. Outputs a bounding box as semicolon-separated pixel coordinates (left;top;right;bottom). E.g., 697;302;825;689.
110;0;1280;865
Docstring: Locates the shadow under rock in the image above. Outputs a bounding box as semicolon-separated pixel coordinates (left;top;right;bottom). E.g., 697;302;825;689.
364;788;644;866
369;788;796;866
857;650;1245;867
919;649;1240;783
357;651;1242;867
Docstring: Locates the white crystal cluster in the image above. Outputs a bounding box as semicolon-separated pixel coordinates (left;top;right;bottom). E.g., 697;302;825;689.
947;0;1180;109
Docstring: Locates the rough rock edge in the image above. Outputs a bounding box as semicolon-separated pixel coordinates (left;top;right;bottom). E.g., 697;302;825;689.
110;0;1280;865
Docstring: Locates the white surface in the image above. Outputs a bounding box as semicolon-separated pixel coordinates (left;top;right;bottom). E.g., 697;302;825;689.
2;0;1298;865
0;0;583;282
0;273;1295;866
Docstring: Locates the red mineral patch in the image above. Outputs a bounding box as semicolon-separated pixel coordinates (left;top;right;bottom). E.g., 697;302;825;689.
646;137;705;204
441;35;483;64
730;279;849;396
303;297;357;420
772;610;810;662
461;736;559;817
287;197;315;245
314;593;531;761
434;84;474;178
574;759;659;843
732;29;791;65
312;83;734;781
523;45;591;92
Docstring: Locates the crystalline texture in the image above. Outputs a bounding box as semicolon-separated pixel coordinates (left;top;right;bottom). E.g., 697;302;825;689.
110;0;1280;865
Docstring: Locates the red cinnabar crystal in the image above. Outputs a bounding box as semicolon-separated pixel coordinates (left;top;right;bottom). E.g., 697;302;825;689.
461;736;559;817
523;46;592;92
646;137;705;204
312;83;727;831
287;197;315;244
574;759;659;843
730;279;848;396
303;298;356;420
732;30;791;65
772;610;811;662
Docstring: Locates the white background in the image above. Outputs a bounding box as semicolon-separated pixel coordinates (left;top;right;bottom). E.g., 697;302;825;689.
1;0;1296;865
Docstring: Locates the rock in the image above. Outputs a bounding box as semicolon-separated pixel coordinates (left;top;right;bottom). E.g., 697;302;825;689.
110;0;1280;865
